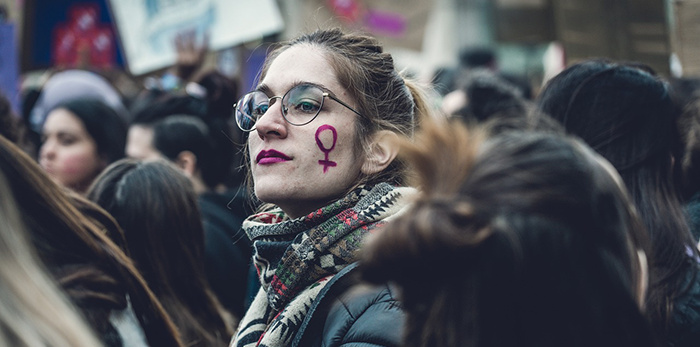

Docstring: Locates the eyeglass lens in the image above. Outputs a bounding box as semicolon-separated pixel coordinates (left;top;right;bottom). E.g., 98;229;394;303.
235;84;325;131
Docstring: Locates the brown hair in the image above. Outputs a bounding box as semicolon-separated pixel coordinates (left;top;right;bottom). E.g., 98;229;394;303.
252;28;431;191
362;119;654;347
0;135;183;347
88;159;235;346
0;169;104;347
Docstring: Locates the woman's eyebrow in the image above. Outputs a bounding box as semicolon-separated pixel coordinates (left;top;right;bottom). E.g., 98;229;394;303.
255;84;272;95
255;81;334;96
295;80;332;92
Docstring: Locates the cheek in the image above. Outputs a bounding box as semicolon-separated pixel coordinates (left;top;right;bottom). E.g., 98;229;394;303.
61;154;100;173
53;150;102;184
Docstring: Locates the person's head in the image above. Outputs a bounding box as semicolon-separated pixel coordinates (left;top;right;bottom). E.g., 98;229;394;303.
87;159;233;345
196;70;239;118
537;60;677;176
235;28;427;218
451;68;529;123
29;70;128;133
537;59;696;331
127;93;207;161
130;92;207;127
0;135;182;347
131;115;226;193
39;98;127;193
362;119;654;347
127;91;238;188
0;168;104;347
195;70;243;186
458;47;496;69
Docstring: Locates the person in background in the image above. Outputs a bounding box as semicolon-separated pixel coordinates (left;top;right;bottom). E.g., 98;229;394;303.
441;48;532;116
230;28;429;347
39;98;126;194
135;115;251;317
127;33;254;312
0;135;183;347
450;68;531;125
0;168;105;347
127;92;251;316
26;70;129;157
29;70;129;129
537;59;700;346
195;70;247;190
88;159;236;347
362;118;656;347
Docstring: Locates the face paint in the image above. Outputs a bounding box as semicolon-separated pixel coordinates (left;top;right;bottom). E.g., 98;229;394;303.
315;124;338;173
248;45;365;218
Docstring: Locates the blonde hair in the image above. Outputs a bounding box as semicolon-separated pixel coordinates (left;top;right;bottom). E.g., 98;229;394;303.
0;170;104;347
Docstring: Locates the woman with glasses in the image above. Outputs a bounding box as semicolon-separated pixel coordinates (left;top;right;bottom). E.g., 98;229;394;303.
230;28;431;347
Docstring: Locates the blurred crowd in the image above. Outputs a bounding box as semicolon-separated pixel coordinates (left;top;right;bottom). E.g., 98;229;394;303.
3;27;700;347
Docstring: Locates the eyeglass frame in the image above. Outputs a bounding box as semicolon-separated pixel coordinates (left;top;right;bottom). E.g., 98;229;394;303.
233;83;364;132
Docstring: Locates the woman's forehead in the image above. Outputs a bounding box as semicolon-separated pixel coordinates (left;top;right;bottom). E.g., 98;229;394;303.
260;46;344;96
43;109;86;134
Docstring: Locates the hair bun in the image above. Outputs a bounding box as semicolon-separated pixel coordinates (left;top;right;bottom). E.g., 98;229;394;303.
362;119;491;287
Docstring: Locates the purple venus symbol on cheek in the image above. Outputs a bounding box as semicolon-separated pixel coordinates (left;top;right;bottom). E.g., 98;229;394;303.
315;125;338;173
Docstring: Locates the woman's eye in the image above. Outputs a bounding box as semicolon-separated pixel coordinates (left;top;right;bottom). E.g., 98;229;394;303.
253;104;269;117
56;134;77;146
294;100;320;113
59;138;76;146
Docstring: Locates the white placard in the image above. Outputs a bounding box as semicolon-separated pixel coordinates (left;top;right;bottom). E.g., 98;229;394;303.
108;0;284;75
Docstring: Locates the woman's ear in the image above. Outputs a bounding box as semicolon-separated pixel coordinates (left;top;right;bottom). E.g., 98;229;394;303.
361;130;400;175
176;150;198;178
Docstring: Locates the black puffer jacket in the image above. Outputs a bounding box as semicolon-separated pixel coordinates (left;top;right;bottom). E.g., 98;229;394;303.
290;263;405;347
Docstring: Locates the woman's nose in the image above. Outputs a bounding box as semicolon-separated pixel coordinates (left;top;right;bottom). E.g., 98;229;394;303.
39;140;55;159
255;99;288;140
39;139;57;166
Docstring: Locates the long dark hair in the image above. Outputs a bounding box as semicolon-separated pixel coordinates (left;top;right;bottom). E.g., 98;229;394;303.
537;59;697;334
88;159;234;346
0;135;183;347
362;119;655;347
0;168;104;347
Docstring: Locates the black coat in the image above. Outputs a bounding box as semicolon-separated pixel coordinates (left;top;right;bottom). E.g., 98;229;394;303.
199;191;252;318
290;263;405;347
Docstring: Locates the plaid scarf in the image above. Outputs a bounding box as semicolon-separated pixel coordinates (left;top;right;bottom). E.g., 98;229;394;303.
231;183;414;347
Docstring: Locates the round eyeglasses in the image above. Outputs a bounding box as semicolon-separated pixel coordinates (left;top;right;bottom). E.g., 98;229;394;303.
233;83;363;132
